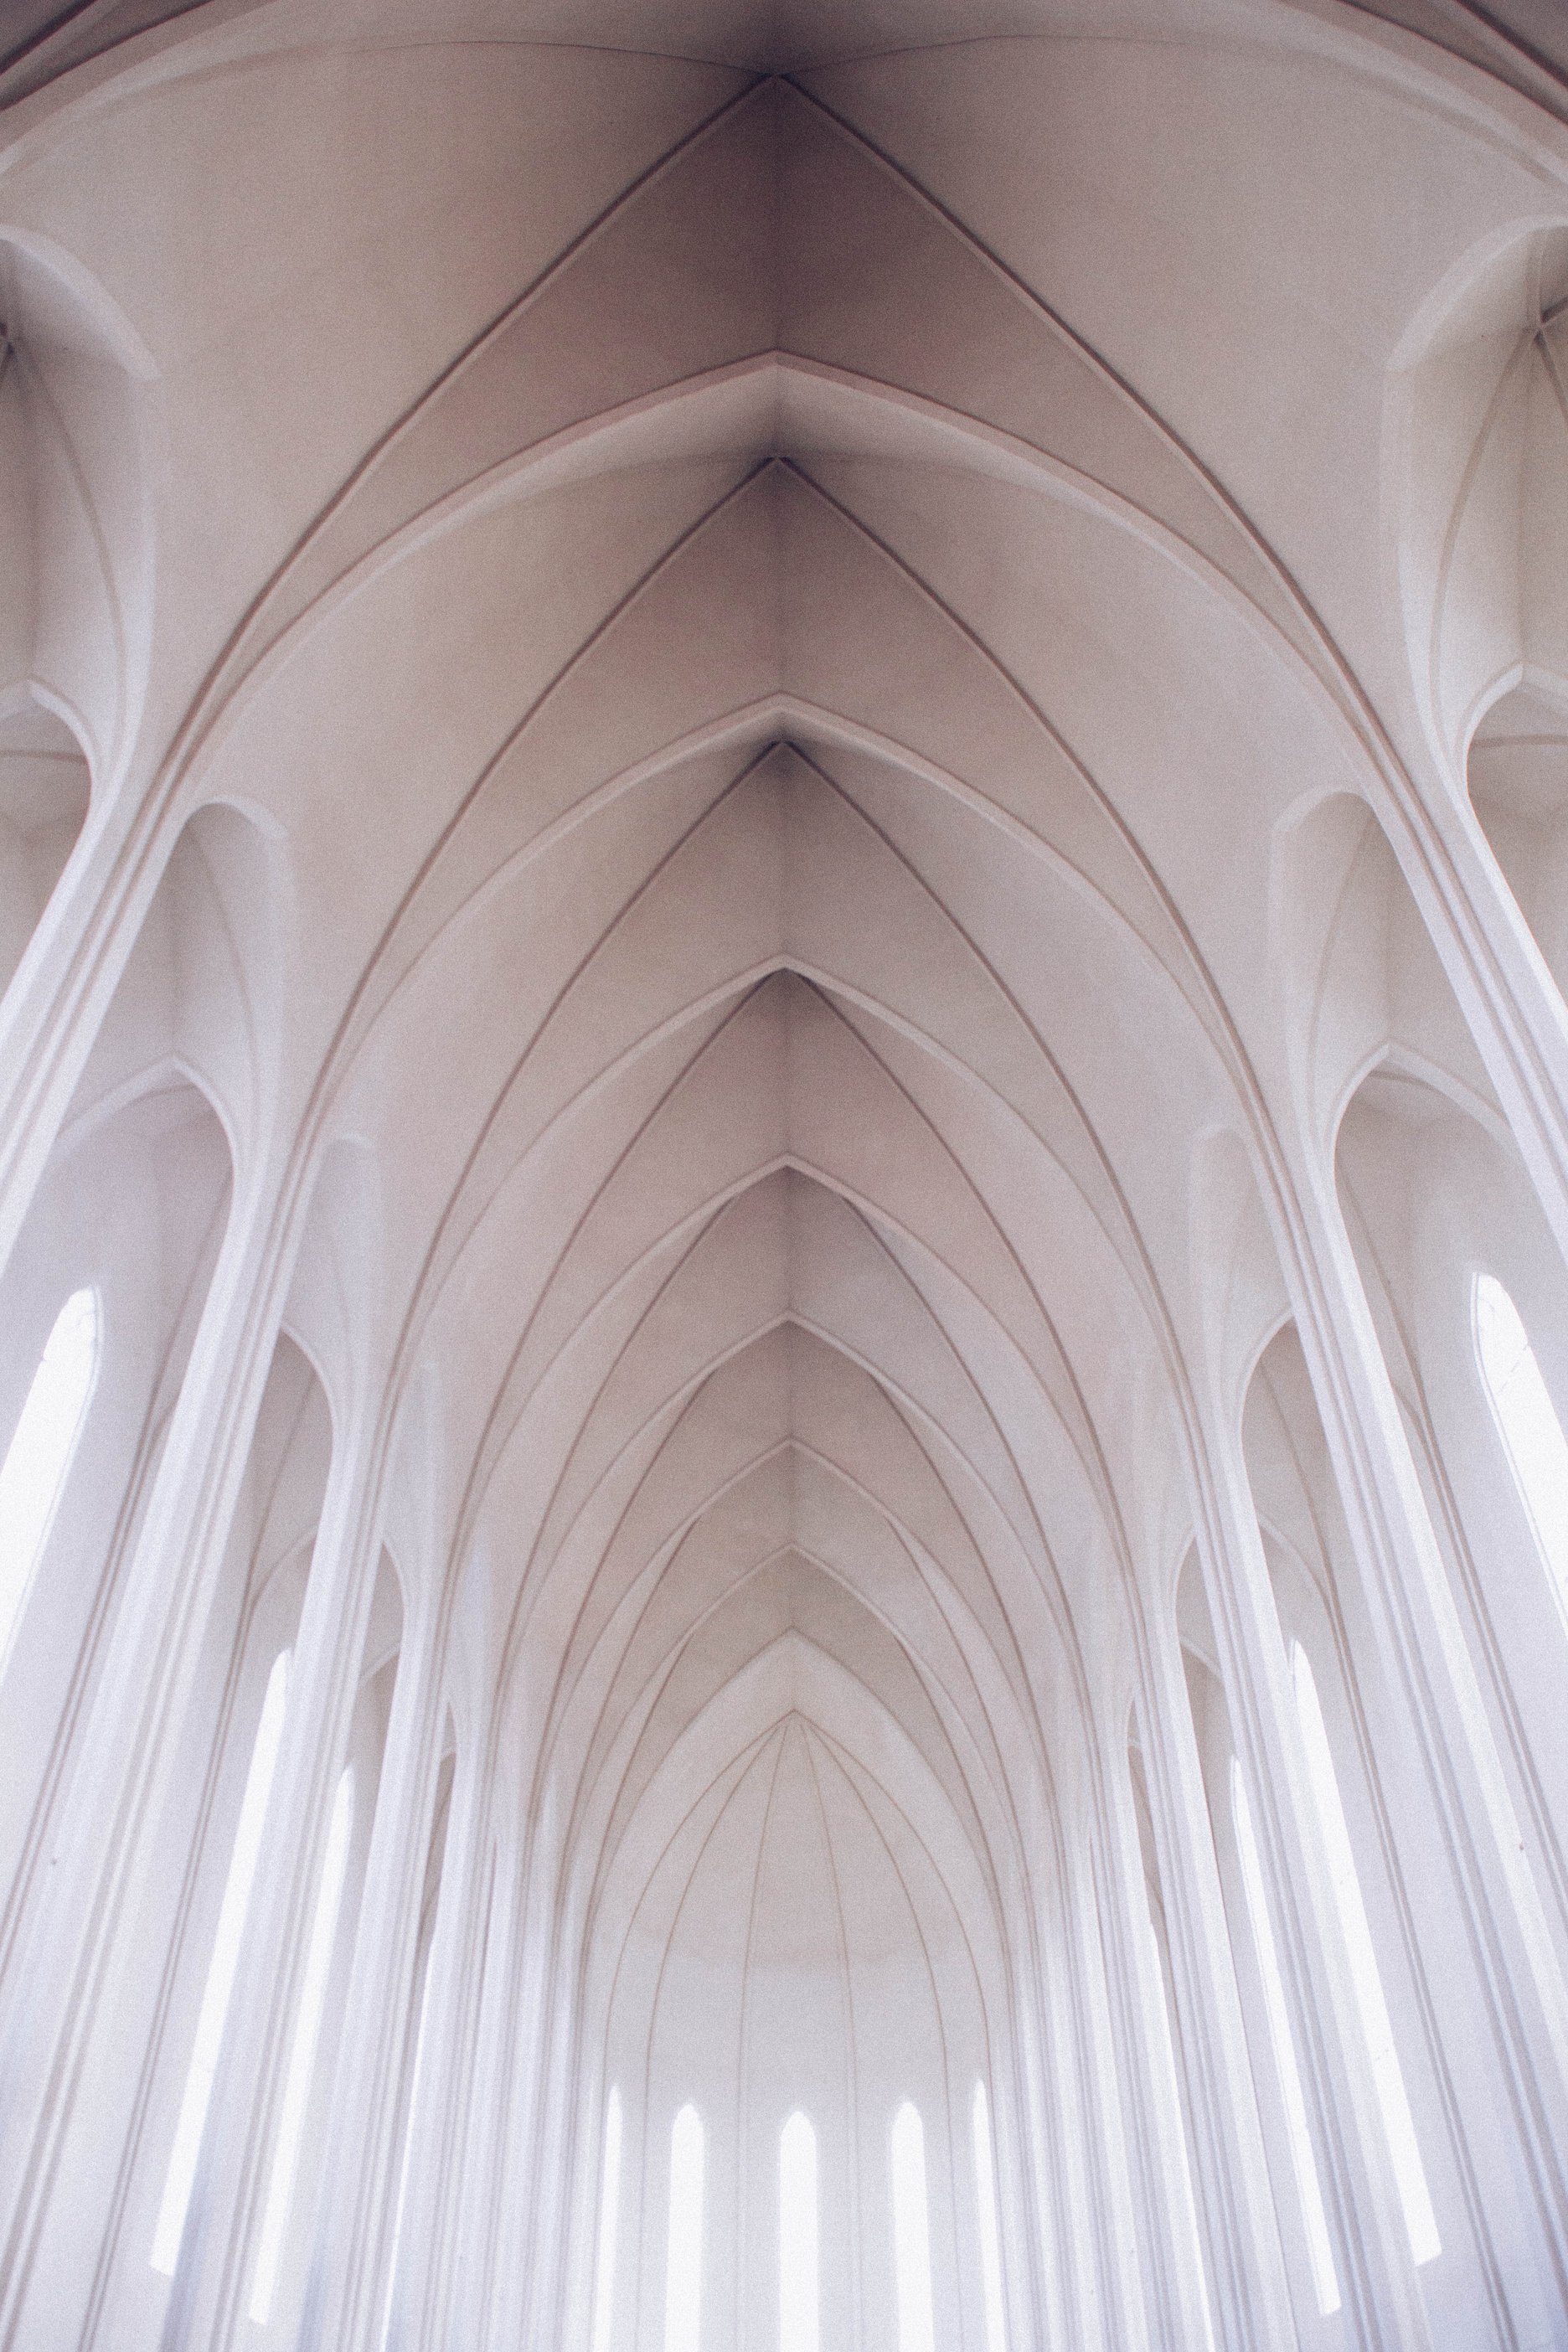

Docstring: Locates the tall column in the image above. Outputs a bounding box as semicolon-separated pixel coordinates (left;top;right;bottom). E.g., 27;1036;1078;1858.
1038;1885;1112;2352
417;1803;504;2352
384;1738;486;2352
1096;1733;1218;2352
988;2006;1044;2352
478;1834;563;2352
516;1897;594;2352
1193;1404;1432;2352
1131;1599;1297;2352
438;1823;520;2352
0;1160;297;2347
1006;1932;1071;2352
1060;1818;1154;2352
1283;1159;1568;2293
296;1587;446;2352
159;1398;389;2352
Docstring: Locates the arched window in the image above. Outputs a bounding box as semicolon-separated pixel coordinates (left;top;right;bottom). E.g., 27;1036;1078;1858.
591;2086;623;2352
1230;1756;1341;2315
0;1285;98;1679
890;2102;935;2352
1474;1271;1568;1636
665;2103;704;2352
970;2081;1008;2352
1291;1643;1440;2265
779;2110;818;2352
250;1764;355;2322
153;1648;291;2277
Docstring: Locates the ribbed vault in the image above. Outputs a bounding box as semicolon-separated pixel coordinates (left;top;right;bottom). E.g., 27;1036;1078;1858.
3;11;1568;2352
115;30;1545;2346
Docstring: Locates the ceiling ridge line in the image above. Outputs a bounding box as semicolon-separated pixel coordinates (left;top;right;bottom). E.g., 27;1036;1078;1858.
530;1393;1054;1835
532;1371;1067;1843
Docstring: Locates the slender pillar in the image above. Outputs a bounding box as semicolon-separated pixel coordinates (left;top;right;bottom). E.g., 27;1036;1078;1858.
517;1900;594;2352
1097;1732;1217;2352
1282;1161;1568;2299
1193;1405;1432;2352
479;1835;565;2352
0;1162;297;2345
1060;1817;1154;2352
159;1400;388;2351
439;1826;520;2351
416;1808;503;2352
384;1738;486;2352
1039;1886;1112;2352
297;1586;446;2352
1007;1934;1071;2352
1132;1602;1298;2352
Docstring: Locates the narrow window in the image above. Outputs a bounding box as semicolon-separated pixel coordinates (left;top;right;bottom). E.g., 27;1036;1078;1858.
1230;1757;1341;2314
591;2086;623;2352
250;1765;355;2323
971;2081;1008;2352
1474;1272;1568;1635
1292;1643;1440;2265
664;2103;704;2352
890;2102;936;2352
0;1286;97;1678
153;1648;291;2277
779;2111;818;2352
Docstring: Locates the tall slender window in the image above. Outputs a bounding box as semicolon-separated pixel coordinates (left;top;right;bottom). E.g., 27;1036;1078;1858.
1474;1272;1568;1636
971;2081;1008;2352
1291;1643;1440;2265
591;2086;623;2352
890;2102;936;2352
779;2111;818;2352
153;1649;291;2277
250;1765;355;2323
665;2104;704;2352
0;1286;97;1679
1230;1757;1341;2315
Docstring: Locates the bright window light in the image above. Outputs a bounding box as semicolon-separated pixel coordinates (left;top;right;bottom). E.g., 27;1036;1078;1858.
0;1287;98;1679
152;1648;291;2277
250;1765;355;2323
591;2086;623;2352
1230;1757;1341;2315
890;2102;936;2352
779;2111;818;2352
1474;1272;1568;1638
1291;1644;1440;2266
1139;1908;1216;2350
664;2104;704;2352
971;2081;1008;2352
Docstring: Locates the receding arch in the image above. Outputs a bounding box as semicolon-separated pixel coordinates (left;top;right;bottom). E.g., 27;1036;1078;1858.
0;232;152;775
1467;679;1568;1010
1395;220;1568;779
0;692;90;1002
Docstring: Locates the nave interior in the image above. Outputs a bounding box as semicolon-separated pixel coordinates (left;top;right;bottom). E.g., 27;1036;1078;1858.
1;3;1568;2349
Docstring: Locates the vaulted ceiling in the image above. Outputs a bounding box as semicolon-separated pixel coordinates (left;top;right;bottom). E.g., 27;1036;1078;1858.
4;0;1566;116
6;0;1562;2126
